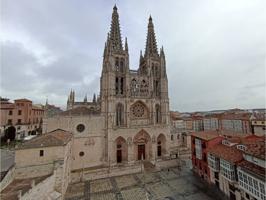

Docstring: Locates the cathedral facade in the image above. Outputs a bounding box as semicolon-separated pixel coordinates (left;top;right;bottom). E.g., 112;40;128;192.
46;5;171;172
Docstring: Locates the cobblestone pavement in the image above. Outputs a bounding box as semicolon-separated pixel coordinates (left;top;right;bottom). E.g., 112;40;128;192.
65;167;227;200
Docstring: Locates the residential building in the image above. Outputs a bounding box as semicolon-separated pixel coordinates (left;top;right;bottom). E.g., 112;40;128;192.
208;139;243;200
191;131;224;182
250;113;266;136
237;141;265;200
221;113;251;134
203;115;219;130
193;117;204;132
207;134;265;200
0;98;44;139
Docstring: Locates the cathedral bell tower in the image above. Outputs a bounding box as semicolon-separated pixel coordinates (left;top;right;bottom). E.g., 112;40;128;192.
100;5;129;125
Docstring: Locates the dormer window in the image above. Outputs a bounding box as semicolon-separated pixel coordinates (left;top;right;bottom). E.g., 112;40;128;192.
222;140;230;146
237;145;246;151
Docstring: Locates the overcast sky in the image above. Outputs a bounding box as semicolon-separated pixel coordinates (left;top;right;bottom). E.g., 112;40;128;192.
1;0;265;112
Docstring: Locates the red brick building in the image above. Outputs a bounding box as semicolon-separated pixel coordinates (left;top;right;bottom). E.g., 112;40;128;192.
191;131;223;182
0;98;44;139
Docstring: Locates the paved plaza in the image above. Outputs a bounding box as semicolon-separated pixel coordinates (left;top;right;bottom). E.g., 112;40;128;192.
65;165;227;200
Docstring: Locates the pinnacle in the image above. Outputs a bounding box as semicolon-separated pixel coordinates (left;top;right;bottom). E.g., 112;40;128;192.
145;15;158;57
113;4;117;11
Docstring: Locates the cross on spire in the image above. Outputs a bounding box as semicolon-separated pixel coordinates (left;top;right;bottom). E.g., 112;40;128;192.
144;16;158;57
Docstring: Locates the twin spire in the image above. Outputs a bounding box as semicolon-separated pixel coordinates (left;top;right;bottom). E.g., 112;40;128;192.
145;16;158;57
105;5;163;58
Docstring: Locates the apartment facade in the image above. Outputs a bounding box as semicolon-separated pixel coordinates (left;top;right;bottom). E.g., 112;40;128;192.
0;98;44;139
250;113;266;136
221;113;252;134
207;135;265;200
191;131;223;182
203;117;219;131
237;141;265;200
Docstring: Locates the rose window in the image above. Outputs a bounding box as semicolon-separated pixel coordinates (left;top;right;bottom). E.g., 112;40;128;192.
131;103;145;118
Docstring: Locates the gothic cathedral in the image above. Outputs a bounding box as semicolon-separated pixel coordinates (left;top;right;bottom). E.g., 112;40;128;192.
100;5;170;164
47;5;171;171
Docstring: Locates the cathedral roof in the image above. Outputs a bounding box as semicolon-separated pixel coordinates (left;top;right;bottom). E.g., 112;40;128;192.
60;106;100;116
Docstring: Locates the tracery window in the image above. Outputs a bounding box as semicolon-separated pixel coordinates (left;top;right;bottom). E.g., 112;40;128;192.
115;77;124;95
140;79;148;96
155;104;161;123
131;102;147;118
154;80;160;96
120;58;124;73
130;79;138;96
116;103;124;126
115;57;119;72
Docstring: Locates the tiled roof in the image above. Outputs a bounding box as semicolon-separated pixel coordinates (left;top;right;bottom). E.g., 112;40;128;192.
238;160;265;181
209;144;243;164
60;106;100;116
244;141;265;160
191;131;220;141
17;129;72;149
221;113;251;120
14;98;32;102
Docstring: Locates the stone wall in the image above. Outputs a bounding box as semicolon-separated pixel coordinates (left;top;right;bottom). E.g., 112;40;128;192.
15;163;54;179
15;146;64;168
71;164;141;183
0;166;15;191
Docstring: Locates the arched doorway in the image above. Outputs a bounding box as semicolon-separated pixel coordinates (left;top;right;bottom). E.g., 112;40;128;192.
115;136;128;163
157;134;166;157
133;129;151;161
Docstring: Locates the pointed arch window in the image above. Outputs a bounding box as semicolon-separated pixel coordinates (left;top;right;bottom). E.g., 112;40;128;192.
120;58;124;73
155;104;161;124
116;103;124;126
130;79;138;96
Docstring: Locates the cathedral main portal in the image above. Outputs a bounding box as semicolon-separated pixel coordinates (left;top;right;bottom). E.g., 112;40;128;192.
134;129;151;161
137;144;145;160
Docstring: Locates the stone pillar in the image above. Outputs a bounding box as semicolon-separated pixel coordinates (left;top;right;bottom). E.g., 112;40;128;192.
151;135;157;165
109;140;116;165
127;137;134;164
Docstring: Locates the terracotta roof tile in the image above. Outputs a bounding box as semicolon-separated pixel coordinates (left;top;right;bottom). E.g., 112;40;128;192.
17;129;72;149
209;144;243;164
244;141;265;160
191;131;220;141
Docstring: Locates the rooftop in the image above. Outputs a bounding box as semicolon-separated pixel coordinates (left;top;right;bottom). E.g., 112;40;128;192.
17;129;72;149
244;141;265;160
60;106;100;116
191;131;220;141
209;144;243;164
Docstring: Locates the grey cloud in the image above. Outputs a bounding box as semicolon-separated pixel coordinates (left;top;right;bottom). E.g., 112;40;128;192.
1;0;266;111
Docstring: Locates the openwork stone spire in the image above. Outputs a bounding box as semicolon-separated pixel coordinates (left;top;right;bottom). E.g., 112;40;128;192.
145;16;158;57
109;5;123;52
